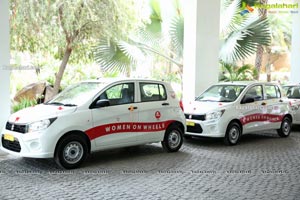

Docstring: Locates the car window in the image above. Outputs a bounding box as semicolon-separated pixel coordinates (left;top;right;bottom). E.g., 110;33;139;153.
140;83;167;102
196;85;246;102
99;83;134;106
284;86;300;99
48;82;106;106
265;85;281;99
244;85;263;101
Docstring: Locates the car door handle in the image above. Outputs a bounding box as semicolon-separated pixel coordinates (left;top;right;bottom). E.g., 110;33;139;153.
162;103;169;106
261;102;267;106
128;106;138;110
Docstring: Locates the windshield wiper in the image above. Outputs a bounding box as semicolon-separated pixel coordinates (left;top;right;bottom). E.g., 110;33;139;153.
46;102;77;107
220;100;233;102
197;99;218;102
46;102;64;106
63;104;77;107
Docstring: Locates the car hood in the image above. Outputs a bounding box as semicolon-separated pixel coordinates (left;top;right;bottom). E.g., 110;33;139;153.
8;104;77;124
184;101;230;114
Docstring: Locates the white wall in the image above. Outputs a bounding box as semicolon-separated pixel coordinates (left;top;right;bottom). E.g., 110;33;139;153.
182;0;220;101
291;1;300;84
0;0;10;155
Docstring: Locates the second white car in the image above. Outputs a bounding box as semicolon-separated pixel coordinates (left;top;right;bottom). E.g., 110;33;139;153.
184;81;293;145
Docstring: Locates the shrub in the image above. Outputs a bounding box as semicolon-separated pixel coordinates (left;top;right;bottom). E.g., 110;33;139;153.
12;98;37;113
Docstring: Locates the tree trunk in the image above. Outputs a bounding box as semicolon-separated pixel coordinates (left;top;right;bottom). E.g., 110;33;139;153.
255;45;264;80
52;45;73;97
255;0;268;80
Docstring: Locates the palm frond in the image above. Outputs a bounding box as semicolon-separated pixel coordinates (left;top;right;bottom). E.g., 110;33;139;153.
220;17;271;63
169;15;184;57
94;39;132;75
220;0;240;35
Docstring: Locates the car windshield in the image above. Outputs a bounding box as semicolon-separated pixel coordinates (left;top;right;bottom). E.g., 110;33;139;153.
196;85;246;102
47;82;106;106
283;86;300;99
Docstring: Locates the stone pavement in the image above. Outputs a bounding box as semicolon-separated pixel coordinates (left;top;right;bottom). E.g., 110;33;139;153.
0;126;300;200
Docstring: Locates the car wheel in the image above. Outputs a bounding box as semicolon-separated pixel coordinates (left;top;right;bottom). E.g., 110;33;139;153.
224;122;241;145
162;125;183;152
277;117;292;137
55;134;88;169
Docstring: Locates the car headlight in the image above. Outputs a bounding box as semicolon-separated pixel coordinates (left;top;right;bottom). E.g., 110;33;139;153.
28;118;57;133
205;110;225;121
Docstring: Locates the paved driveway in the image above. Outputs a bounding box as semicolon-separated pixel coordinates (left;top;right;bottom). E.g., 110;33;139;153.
1;126;300;200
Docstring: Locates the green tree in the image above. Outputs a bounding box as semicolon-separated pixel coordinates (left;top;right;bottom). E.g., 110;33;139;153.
254;0;268;80
10;0;147;96
219;0;271;64
94;0;184;77
264;14;292;81
219;62;258;81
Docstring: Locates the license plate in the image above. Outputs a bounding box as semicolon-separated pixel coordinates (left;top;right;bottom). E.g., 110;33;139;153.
4;134;14;142
186;121;195;126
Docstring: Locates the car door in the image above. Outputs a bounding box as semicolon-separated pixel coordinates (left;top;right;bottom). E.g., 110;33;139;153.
89;82;139;149
263;84;286;129
135;82;170;142
239;84;265;134
290;86;300;123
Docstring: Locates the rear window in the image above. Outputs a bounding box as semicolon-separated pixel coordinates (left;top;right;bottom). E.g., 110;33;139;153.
140;83;167;102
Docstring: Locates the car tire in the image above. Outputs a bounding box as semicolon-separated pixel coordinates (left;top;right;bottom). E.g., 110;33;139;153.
277;117;292;138
224;122;241;146
55;134;88;169
162;125;183;152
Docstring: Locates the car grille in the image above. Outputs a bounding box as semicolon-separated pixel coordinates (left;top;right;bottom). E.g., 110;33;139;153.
185;114;206;121
1;136;21;152
187;124;203;133
5;122;28;133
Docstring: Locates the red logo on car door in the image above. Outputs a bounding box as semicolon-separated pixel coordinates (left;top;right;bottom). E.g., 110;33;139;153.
155;111;161;119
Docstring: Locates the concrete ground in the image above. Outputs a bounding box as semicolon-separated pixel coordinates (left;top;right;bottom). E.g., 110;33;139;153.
0;126;300;200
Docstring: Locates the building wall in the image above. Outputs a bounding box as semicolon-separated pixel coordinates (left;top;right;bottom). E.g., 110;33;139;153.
182;0;220;101
0;0;10;155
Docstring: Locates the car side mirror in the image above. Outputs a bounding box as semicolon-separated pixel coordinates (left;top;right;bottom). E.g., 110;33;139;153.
96;99;110;108
241;96;255;104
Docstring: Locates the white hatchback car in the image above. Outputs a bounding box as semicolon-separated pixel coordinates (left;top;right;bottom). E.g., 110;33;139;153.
1;79;186;169
282;84;300;124
184;82;293;145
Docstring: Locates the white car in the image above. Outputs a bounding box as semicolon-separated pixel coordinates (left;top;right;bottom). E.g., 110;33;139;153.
282;84;300;124
1;79;186;169
184;82;293;145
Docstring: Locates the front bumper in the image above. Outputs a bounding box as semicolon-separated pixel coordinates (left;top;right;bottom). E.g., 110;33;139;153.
0;129;54;158
185;119;225;138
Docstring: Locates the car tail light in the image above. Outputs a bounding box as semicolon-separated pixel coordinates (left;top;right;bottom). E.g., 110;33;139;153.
179;100;184;111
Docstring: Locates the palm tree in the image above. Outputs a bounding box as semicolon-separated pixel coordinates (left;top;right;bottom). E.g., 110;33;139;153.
94;0;270;83
219;0;271;64
254;0;268;80
219;62;258;81
264;14;292;81
94;0;184;77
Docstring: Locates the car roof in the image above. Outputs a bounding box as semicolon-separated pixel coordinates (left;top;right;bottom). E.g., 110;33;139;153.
215;81;279;86
81;78;167;84
283;83;300;87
